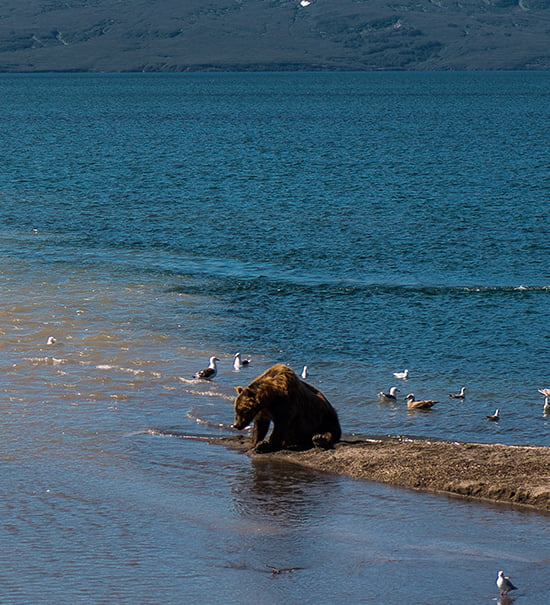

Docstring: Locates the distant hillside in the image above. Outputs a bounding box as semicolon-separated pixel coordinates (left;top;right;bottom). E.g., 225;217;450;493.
0;0;548;72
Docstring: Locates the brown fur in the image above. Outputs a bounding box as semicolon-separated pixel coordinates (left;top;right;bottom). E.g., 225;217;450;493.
232;364;341;453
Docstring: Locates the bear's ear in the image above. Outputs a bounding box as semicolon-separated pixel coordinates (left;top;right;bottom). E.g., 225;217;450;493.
235;386;244;395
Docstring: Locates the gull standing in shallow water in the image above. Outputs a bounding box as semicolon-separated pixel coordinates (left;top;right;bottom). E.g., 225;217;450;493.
449;386;466;399
393;369;409;380
301;365;308;379
496;570;517;596
193;356;220;380
405;393;437;410
378;387;399;402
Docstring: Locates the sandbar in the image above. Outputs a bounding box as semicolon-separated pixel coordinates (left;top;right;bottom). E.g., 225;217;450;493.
213;435;550;512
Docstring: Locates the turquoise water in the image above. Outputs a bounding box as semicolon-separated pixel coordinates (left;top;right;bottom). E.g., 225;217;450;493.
0;72;548;603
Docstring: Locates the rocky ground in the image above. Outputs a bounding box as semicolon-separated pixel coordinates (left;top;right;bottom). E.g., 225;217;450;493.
215;435;550;512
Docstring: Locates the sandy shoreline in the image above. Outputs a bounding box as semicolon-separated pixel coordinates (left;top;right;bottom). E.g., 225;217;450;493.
211;434;550;512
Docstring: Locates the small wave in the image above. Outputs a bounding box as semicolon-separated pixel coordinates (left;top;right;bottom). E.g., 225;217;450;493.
186;412;234;430
146;428;236;440
169;271;550;299
95;363;160;377
182;388;234;402
24;356;67;365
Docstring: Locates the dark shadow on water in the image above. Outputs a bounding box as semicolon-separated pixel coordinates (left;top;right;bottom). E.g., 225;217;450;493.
229;455;344;528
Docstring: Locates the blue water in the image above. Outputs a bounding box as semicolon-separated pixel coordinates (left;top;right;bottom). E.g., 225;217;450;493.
0;72;548;604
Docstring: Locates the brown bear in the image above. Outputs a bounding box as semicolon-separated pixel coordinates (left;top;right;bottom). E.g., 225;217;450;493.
232;364;341;453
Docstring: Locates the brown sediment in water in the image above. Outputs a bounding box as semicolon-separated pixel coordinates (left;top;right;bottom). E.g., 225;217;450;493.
211;435;550;512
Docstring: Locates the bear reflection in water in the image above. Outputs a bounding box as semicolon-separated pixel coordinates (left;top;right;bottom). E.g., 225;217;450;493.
232;364;341;453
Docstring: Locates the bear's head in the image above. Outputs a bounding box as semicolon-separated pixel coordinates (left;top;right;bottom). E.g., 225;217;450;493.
232;385;261;430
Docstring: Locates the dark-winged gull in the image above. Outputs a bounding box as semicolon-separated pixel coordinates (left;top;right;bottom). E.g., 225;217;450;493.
449;386;466;399
193;356;220;380
486;409;500;421
233;352;251;371
378;387;399;402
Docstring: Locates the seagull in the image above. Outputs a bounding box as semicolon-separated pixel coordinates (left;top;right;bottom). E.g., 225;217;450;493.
378;387;399;402
46;336;56;345
405;393;437;410
233;352;251;371
496;570;517;596
393;369;409;380
301;365;308;379
537;390;550;414
449;386;466;399
193;356;220;380
486;409;500;421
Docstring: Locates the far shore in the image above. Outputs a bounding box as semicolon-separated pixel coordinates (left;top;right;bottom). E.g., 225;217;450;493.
209;434;550;512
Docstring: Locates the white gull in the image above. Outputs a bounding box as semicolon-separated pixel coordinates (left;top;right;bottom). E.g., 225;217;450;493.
393;369;409;379
538;389;550;414
496;570;517;596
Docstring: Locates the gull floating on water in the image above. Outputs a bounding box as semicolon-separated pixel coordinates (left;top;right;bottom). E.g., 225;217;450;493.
486;409;500;422
233;352;251;371
405;393;437;410
193;356;220;380
378;387;399;402
537;389;550;414
393;369;409;380
46;336;56;345
301;365;308;379
496;570;517;596
449;386;466;399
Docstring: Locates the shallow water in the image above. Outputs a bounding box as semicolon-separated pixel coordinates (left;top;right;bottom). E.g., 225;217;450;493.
0;72;549;603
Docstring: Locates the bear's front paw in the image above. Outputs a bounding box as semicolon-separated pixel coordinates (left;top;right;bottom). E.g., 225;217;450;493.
312;432;334;449
253;440;276;454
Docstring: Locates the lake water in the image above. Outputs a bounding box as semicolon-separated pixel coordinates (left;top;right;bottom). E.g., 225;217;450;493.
0;71;548;603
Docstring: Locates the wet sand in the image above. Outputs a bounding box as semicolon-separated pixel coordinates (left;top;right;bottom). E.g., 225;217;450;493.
214;435;550;512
